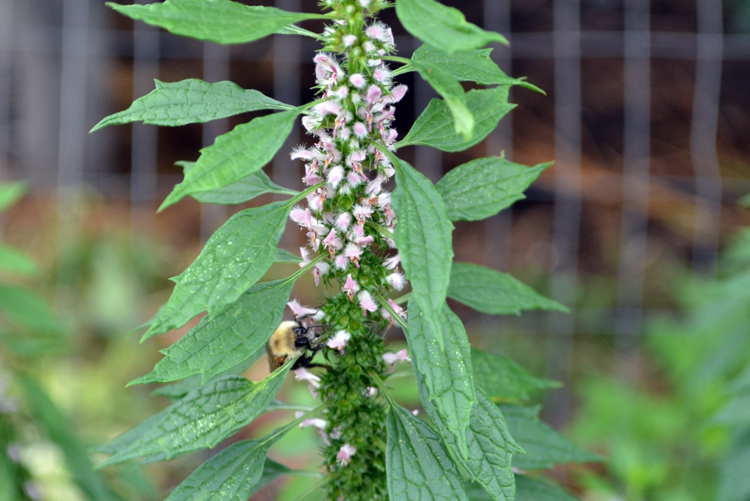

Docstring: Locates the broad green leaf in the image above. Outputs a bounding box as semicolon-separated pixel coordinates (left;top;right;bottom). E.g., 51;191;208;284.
514;475;580;501
143;201;291;340
412;45;543;91
436;158;551;222
107;0;327;45
399;86;514;152
407;301;475;460
395;0;507;53
133;278;295;385
718;429;750;501
501;405;601;470
178;161;297;205
17;376;123;501
0;285;64;335
0;182;27;213
448;262;568;316
410;60;473;139
91;79;290;132
710;395;750;426
275;248;302;263
97;369;290;467
160;109;299;210
0;245;39;276
386;404;468;501
391;157;454;344
472;348;560;403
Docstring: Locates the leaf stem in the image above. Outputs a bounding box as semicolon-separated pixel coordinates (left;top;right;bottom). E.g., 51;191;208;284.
376;294;408;333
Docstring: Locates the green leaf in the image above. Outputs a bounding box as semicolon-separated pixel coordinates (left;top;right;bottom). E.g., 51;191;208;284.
97;369;291;467
178;161;297;205
0;245;39;276
133;278;295;385
410;60;473;139
0;285;63;335
412;45;543;91
501;405;601;470
395;0;507;53
514;475;580;501
436;158;550;222
160;109;299;210
472;348;560;403
142;200;291;340
718;429;750;501
107;0;327;45
0;182;27;213
386;404;468;501
399;86;514;152
448;262;568;315
391;157;454;345
275;248;303;263
407;301;476;460
91;79;290;132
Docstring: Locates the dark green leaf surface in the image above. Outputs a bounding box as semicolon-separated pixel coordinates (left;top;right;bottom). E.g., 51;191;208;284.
0;182;27;213
399;87;514;152
448;262;568;316
436;158;550;222
412;45;542;91
133;278;295;385
177;161;296;204
501;405;601;470
0;245;38;276
407;301;475;460
391;157;454;341
160;109;298;210
395;0;507;53
514;475;580;501
91;79;289;132
143;201;291;340
98;370;290;467
472;348;560;403
386;405;468;501
107;0;327;45
410;60;473;139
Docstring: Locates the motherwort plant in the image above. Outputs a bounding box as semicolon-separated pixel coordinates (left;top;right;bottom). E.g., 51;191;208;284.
92;0;597;499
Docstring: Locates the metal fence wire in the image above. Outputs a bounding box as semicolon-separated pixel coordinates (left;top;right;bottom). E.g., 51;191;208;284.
2;0;750;426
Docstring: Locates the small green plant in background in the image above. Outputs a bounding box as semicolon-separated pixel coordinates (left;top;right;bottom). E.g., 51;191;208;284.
92;0;599;499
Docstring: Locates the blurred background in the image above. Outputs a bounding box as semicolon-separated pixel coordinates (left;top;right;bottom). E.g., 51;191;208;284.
1;0;749;499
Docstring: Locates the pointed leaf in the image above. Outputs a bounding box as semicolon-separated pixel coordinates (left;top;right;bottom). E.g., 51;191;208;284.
275;248;303;263
133;278;295;385
0;245;39;276
501;405;601;470
392;157;454;343
436;158;550;222
448;262;568;316
472;348;560;403
410;60;473;139
412;44;542;91
91;79;290;132
386;404;468;501
0;182;27;213
107;0;327;45
160;109;299;210
514;475;579;501
395;0;507;53
143;201;291;340
178;161;297;205
98;369;291;467
407;301;475;460
399;86;514;152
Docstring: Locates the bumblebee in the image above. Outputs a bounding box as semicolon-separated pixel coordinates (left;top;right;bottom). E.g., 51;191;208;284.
266;315;326;372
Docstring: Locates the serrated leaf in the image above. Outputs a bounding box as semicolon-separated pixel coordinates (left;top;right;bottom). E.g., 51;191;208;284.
436;158;550;222
160;109;299;210
410;60;473;139
514;475;580;501
133;278;295;385
391;157;454;345
107;0;327;45
395;0;507;53
399;87;514;152
178;161;297;205
143;201;291;340
0;245;39;276
91;79;290;132
0;182;27;213
97;369;290;467
386;404;468;501
448;262;568;316
407;301;475;460
412;45;543;91
501;405;601;470
472;348;560;403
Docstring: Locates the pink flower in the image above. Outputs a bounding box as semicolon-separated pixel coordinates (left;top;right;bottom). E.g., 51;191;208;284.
335;212;352;232
390;84;408;104
294;368;321;396
287;300;320;319
327;165;344;187
327;330;351;353
299;418;328;430
337;444;357;466
357;290;378;315
344;243;362;266
290;206;312;229
342;34;358;47
333;253;349;271
314;262;330;286
366;84;382;106
383;349;411;371
323;228;343;251
349;73;366;88
383;254;401;270
353;122;368;138
342;274;360;299
386;272;406;291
